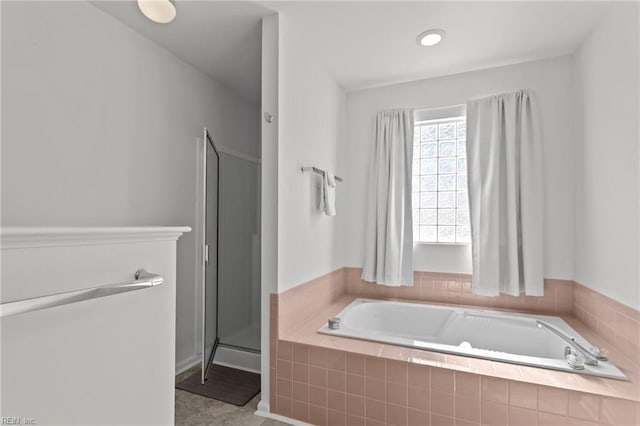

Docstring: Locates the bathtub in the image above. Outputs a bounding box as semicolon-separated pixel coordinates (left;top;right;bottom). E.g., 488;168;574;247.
319;298;626;380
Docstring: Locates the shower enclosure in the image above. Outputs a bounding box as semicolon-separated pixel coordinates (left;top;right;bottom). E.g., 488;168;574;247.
199;128;261;383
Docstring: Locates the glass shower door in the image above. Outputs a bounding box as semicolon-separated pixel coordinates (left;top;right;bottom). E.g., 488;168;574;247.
217;154;260;352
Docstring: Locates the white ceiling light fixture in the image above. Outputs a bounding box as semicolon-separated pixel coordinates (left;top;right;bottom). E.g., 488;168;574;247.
417;29;445;47
137;0;176;24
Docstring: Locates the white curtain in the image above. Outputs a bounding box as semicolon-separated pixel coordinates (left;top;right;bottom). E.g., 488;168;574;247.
466;90;544;296
362;109;414;287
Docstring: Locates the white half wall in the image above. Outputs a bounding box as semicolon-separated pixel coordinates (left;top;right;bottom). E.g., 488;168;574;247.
573;4;640;309
345;56;576;279
1;1;260;371
276;12;347;292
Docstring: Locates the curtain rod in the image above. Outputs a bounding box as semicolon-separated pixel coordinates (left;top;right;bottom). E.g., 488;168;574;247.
415;103;466;112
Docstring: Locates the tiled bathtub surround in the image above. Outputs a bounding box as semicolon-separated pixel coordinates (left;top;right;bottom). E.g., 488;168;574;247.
345;268;574;315
573;282;640;362
278;269;346;337
272;340;640;426
271;267;640;425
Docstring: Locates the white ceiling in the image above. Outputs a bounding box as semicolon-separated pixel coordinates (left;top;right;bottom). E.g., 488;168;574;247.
268;1;610;91
92;1;273;105
94;1;610;102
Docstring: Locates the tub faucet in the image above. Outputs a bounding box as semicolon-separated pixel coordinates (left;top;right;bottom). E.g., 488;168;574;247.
535;320;605;366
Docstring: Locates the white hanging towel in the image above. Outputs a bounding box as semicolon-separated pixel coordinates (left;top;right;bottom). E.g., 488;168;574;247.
321;171;336;216
466;89;544;296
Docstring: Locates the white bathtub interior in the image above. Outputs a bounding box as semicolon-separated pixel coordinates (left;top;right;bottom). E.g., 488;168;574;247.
319;298;627;380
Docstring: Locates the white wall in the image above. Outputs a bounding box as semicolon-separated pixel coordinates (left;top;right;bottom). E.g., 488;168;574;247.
345;57;575;279
0;1;260;371
573;4;640;309
259;13;279;413
276;13;347;292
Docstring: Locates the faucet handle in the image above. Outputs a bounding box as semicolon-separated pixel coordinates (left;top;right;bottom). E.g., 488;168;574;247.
328;317;341;330
565;346;585;370
589;346;608;361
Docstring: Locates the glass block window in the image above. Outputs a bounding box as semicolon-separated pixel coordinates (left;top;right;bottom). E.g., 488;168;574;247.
412;117;470;244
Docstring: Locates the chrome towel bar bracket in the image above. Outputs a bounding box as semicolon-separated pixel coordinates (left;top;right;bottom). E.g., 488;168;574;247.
0;269;164;318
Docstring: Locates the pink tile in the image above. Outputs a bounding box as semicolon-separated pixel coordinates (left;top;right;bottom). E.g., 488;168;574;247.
293;344;309;364
537;411;567;426
270;367;277;408
387;381;408;407
455;395;481;423
480;401;508;426
556;284;573;313
346;414;365;426
310;346;328;368
408;408;430;426
455;372;480;398
481;377;508;404
509;406;538;426
509;381;537;410
366;357;386;381
538;386;569;415
387;402;408;426
567;418;597;426
278;341;293;361
381;345;414;362
347;353;366;376
568;392;600;421
456;420;479;426
277;378;292;398
310;403;328;426
292;400;309;422
328;409;347;426
365;398;386;422
408;386;430;411
329;349;347;371
277;359;292;380
387;360;409;385
431;391;455;418
328;390;346;413
365;377;386;401
329;369;347;392
432;369;455;394
276;395;293;418
292;362;308;383
347;394;365;417
347;373;366;396
310;366;327;388
310;385;327;407
408;363;431;389
430;413;455;426
293;381;309;403
600;397;638;425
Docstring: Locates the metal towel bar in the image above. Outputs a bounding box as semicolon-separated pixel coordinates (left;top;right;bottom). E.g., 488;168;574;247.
0;269;163;318
300;166;343;182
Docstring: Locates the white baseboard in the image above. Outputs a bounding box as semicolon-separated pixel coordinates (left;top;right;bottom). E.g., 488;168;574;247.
213;346;261;373
176;346;260;377
255;402;310;426
175;354;200;376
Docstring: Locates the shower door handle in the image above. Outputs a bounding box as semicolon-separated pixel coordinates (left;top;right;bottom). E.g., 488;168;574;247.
204;244;210;265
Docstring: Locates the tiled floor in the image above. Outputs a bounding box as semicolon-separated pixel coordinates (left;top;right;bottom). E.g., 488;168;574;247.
175;367;288;426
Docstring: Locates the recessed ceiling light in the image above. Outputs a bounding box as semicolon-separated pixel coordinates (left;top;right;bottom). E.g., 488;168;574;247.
137;0;176;24
417;29;445;47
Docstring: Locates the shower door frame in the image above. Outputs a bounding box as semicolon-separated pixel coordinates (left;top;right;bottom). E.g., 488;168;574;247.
197;128;221;384
196;127;262;385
